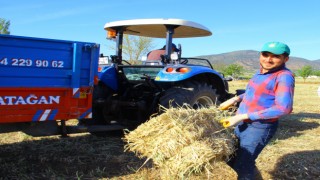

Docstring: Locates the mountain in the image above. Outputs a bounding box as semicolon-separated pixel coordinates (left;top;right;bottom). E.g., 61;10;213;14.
197;50;320;72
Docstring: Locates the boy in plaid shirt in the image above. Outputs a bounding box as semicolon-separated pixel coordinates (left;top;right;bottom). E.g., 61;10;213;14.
220;42;295;179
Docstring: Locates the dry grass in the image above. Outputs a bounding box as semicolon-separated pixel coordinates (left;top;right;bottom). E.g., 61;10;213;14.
0;78;319;179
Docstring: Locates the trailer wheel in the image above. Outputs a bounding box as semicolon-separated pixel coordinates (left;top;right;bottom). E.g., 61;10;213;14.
159;81;220;110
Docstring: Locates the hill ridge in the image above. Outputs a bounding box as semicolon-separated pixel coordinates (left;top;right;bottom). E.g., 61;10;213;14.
197;50;320;72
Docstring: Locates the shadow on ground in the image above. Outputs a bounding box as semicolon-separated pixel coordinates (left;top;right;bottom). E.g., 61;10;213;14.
275;112;320;140
270;150;320;179
0;133;145;179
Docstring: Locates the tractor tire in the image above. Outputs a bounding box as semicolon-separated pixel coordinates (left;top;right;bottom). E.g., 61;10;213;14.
88;83;117;137
159;81;220;110
91;83;112;125
79;83;112;126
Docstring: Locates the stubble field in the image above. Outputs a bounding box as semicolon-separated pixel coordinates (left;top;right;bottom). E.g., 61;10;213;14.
0;78;319;179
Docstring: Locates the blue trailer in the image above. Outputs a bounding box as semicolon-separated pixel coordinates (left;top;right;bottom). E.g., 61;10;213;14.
0;34;120;136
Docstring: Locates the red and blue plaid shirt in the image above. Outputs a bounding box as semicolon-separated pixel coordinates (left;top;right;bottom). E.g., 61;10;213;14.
237;65;295;122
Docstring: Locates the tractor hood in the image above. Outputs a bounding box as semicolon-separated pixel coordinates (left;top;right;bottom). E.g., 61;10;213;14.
104;19;212;38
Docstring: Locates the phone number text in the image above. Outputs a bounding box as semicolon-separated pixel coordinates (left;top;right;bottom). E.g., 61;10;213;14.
0;58;64;68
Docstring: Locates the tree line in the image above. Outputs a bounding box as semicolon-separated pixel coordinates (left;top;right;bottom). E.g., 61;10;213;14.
216;63;320;81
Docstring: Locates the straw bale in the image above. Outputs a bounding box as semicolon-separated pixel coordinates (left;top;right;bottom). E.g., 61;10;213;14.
123;105;237;178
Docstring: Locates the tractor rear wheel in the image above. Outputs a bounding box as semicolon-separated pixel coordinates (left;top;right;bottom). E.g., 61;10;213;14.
159;81;220;109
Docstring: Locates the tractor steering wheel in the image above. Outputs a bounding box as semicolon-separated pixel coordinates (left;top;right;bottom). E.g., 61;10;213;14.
180;58;188;64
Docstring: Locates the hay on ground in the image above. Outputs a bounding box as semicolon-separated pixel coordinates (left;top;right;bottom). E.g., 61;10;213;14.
123;105;237;178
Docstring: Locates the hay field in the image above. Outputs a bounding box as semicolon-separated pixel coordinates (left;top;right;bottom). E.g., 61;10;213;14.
0;79;319;179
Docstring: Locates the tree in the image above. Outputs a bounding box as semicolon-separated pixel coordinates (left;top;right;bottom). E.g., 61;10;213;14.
222;64;244;80
297;65;313;82
313;70;320;76
122;34;155;64
0;18;10;34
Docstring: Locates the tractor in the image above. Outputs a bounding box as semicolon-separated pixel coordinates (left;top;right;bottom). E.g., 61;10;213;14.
89;19;234;130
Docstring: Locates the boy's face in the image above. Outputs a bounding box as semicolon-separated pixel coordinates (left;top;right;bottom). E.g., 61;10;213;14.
260;52;289;73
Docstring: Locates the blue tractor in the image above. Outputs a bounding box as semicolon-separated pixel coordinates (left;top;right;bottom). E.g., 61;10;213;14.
91;19;234;129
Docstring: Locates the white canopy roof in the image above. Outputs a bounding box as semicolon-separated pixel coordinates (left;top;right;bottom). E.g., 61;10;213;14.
104;18;212;38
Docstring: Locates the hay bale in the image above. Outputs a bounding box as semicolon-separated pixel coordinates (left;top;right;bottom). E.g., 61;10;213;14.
123;106;237;178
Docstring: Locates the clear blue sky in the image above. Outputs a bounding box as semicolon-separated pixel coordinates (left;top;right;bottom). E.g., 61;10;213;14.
1;0;320;60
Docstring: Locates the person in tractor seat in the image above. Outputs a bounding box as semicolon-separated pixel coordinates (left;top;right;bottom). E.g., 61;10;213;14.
147;43;180;60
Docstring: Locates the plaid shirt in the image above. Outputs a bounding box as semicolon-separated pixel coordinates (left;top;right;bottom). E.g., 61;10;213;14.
237;65;295;122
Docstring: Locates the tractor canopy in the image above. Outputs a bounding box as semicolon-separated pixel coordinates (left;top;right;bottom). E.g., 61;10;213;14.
104;18;212;38
103;19;212;62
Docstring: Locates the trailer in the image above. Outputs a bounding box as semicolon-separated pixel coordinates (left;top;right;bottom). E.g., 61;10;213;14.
0;34;106;136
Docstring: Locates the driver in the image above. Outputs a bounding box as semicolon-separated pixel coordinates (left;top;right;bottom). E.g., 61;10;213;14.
147;43;180;60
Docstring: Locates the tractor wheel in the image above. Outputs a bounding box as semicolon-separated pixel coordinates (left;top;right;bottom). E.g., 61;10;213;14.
88;83;120;137
78;83;112;126
92;83;112;125
159;81;220;110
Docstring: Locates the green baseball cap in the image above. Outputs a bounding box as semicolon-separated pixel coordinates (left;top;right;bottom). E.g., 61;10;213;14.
261;42;290;55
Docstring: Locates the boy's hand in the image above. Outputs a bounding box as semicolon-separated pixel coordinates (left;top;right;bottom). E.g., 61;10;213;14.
219;114;249;128
219;96;240;110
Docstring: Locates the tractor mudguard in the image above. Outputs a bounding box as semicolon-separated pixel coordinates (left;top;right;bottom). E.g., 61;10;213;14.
98;64;118;91
155;65;223;82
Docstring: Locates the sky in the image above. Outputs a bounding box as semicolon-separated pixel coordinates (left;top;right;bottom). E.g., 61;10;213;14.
1;0;320;61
